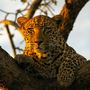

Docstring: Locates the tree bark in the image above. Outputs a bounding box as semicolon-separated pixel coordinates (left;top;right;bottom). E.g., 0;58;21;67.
25;0;42;18
74;60;90;90
0;47;36;90
0;47;62;90
53;0;89;41
0;46;90;90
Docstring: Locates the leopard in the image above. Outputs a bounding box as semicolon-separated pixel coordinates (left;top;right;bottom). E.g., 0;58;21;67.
17;15;87;87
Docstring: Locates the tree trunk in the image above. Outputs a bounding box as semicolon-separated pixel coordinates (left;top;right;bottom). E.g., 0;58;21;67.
0;46;90;90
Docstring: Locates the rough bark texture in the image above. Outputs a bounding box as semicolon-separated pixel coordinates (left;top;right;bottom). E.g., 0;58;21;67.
53;0;89;41
0;47;64;90
0;47;34;90
75;60;90;90
0;46;90;90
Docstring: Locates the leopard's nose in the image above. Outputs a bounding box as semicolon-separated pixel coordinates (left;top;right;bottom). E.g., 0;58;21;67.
38;41;43;45
34;40;43;45
38;36;44;45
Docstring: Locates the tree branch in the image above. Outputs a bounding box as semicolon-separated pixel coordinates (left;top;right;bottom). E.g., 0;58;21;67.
5;25;16;57
53;0;89;41
0;47;33;90
0;20;18;28
0;44;90;90
74;60;90;90
0;47;61;90
25;0;42;18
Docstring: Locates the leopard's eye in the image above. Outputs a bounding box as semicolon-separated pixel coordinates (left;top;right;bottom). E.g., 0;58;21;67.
28;28;34;33
43;27;51;35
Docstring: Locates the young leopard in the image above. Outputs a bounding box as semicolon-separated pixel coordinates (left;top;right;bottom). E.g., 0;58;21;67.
17;15;87;87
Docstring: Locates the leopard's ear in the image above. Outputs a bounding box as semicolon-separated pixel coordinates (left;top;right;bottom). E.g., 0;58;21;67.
17;17;29;26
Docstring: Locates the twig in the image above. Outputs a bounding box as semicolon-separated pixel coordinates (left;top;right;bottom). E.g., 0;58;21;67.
59;0;89;41
5;25;16;57
16;47;23;52
0;9;15;15
25;0;43;18
0;20;18;28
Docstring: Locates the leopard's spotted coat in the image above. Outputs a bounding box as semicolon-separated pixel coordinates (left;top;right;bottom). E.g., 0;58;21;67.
17;15;87;87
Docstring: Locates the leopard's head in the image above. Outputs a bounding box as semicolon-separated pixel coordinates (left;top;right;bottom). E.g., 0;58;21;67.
17;15;65;61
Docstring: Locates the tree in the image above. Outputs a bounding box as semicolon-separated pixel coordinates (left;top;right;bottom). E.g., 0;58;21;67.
0;0;90;90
